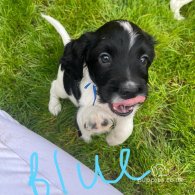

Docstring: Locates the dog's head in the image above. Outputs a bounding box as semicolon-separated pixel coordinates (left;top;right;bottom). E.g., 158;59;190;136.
61;20;155;116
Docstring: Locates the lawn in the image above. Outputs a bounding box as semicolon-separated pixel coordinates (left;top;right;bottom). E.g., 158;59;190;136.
0;0;194;194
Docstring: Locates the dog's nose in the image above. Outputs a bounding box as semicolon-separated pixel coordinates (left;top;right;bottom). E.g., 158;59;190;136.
120;81;142;98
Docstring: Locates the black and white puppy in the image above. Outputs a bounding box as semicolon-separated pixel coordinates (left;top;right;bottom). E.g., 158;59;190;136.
42;14;155;146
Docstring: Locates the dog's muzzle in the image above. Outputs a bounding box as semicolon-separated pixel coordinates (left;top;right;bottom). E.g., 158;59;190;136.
109;96;146;116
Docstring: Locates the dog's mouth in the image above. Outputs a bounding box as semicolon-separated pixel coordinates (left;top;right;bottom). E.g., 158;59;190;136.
109;96;146;116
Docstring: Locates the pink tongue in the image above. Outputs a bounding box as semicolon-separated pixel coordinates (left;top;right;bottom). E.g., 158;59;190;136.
113;96;146;107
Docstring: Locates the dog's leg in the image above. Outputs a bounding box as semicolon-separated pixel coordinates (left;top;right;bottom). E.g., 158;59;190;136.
76;106;114;143
106;112;136;146
49;66;68;116
106;117;134;146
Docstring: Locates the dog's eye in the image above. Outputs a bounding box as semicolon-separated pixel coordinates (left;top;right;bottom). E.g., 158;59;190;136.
99;52;111;65
140;55;149;66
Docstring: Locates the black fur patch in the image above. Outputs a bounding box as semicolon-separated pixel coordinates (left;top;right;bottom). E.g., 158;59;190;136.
60;20;155;105
63;71;81;100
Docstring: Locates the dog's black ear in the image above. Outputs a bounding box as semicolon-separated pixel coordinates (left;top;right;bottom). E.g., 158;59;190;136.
60;32;94;81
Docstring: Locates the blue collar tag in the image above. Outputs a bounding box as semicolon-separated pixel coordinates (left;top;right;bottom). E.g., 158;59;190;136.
84;83;97;105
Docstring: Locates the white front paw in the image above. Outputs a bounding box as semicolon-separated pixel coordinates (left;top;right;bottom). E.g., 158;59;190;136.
77;106;115;143
83;110;114;133
49;100;61;116
84;118;113;132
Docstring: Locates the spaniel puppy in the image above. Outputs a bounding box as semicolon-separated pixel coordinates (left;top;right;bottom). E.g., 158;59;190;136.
42;14;155;146
170;0;193;20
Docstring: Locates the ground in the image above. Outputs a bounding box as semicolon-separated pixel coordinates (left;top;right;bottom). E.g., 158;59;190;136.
0;0;194;194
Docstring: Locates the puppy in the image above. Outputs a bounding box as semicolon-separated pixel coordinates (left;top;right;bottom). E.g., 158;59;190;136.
170;0;193;20
42;14;155;146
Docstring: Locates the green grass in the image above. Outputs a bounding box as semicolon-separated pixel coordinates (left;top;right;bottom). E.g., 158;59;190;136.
0;0;194;194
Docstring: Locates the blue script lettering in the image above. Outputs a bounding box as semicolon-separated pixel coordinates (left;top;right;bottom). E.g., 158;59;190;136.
29;148;151;194
28;152;50;195
54;150;68;194
77;148;151;189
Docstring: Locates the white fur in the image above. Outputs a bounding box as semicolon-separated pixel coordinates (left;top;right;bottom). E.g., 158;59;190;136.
118;21;138;50
49;65;79;116
123;81;137;89
170;0;193;20
76;105;114;143
43;14;138;146
78;67;98;106
106;106;138;146
41;13;71;46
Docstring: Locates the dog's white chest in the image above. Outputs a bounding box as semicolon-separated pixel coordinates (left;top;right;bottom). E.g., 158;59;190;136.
79;67;99;106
